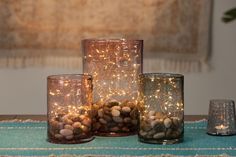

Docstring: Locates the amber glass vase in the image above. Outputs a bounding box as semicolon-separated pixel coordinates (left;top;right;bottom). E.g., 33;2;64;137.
82;39;143;136
138;73;184;144
47;74;94;144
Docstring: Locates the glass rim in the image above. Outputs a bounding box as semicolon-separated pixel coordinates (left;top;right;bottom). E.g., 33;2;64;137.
210;99;235;103
47;74;92;80
139;73;184;78
82;38;143;43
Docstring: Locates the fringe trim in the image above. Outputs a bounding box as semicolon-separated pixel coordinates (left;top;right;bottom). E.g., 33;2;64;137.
0;154;233;157
0;119;45;123
185;119;207;123
0;56;82;69
0;56;210;73
144;58;210;73
0;119;207;123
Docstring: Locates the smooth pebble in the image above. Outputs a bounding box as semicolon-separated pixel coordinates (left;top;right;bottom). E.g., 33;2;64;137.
122;107;131;113
111;109;120;117
98;109;104;117
60;129;73;136
65;135;74;140
82;118;91;127
139;130;148;136
72;122;81;128
172;117;180;126
112;116;123;123
124;117;131;123
153;132;165;139
81;125;89;132
99;118;107;124
150;120;159;127
64;124;74;130
148;111;155;116
55;134;63;139
164;118;172;128
112;106;121;110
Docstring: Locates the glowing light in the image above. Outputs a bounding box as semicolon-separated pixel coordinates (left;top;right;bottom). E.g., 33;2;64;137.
64;82;69;87
49;91;55;96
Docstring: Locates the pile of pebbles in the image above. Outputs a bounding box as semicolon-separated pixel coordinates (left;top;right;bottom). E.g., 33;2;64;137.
48;112;92;143
92;100;138;135
138;111;183;142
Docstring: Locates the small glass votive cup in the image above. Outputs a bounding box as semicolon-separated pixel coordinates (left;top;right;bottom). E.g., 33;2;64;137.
47;74;94;144
207;99;236;136
138;73;184;144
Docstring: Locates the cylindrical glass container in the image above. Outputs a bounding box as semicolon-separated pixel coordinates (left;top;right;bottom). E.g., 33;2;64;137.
138;73;184;144
207;99;236;136
47;74;94;144
82;39;143;136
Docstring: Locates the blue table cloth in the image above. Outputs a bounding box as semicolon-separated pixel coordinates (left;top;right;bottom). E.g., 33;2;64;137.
0;120;235;156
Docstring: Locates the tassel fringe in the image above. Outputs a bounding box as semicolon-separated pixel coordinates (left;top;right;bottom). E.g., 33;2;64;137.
0;56;209;73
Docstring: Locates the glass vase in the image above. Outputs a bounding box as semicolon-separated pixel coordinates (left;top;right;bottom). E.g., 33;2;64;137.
47;74;94;144
82;39;143;136
138;73;184;144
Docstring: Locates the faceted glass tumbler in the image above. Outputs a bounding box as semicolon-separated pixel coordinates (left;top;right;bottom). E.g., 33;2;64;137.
47;74;94;144
207;99;236;136
82;39;143;136
138;73;184;144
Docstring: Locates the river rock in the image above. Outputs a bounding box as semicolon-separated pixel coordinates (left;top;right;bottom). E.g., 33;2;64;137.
72;122;81;128
112;116;123;123
64;124;74;130
172;117;180;127
60;129;73;136
103;115;112;122
112;106;121;110
81;125;89;132
111;109;120;117
139;130;148;136
99;118;107;124
150;119;159;128
153;132;165;139
108;100;119;107
122;106;131;113
55;134;64;139
65;135;74;140
98;109;104;117
82;118;91;127
164;118;172;128
123;117;131;123
148;111;155;117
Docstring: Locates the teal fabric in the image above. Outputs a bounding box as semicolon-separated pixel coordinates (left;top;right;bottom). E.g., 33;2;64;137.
0;120;235;156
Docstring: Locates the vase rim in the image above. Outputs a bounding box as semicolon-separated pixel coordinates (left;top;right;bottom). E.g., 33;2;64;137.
82;38;143;43
210;99;235;103
140;73;184;78
47;74;92;80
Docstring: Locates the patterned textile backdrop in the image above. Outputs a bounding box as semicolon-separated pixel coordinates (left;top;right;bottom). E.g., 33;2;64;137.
0;0;212;72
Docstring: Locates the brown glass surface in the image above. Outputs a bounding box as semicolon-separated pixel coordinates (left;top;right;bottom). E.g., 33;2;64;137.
83;39;143;136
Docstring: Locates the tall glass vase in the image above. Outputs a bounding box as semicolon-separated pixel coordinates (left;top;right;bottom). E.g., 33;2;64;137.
82;39;143;136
